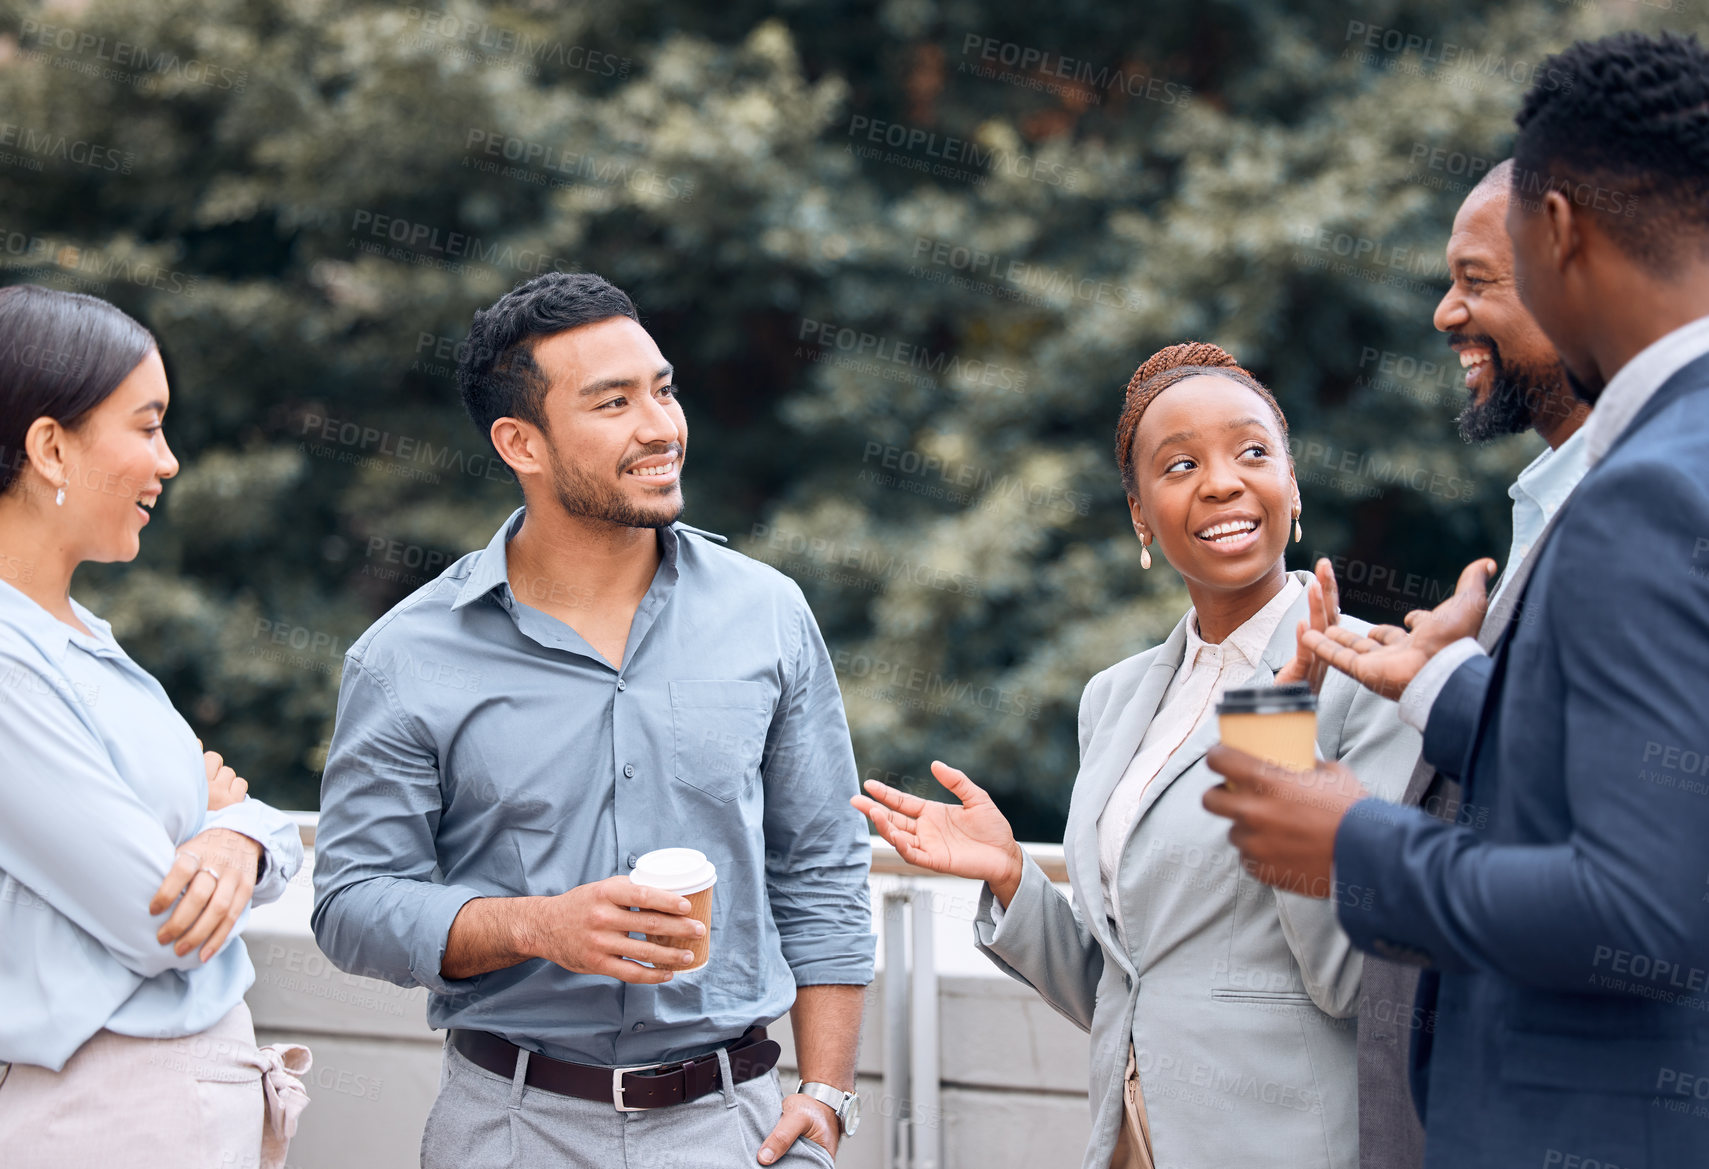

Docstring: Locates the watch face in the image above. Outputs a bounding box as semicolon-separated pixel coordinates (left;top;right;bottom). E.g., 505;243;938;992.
842;1091;861;1136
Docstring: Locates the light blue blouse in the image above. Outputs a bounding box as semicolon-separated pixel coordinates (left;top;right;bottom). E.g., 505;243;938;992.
0;579;302;1070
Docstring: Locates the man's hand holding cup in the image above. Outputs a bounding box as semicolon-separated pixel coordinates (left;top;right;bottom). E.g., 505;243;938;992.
1202;746;1368;896
521;875;706;984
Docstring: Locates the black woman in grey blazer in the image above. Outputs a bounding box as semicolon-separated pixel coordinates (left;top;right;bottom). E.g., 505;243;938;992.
857;342;1418;1169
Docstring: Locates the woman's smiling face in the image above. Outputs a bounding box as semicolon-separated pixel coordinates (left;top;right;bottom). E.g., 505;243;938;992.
1127;374;1297;594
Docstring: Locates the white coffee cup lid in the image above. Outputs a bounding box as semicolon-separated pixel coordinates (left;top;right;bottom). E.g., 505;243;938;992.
631;848;717;895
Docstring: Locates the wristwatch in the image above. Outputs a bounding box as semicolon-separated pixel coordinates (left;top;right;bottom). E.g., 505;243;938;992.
795;1079;861;1136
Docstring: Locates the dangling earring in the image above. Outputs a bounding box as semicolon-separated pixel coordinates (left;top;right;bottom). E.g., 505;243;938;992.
55;484;66;507
1293;510;1303;544
1140;534;1152;570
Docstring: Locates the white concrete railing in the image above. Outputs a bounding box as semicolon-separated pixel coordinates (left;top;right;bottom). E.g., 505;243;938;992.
246;817;1088;1169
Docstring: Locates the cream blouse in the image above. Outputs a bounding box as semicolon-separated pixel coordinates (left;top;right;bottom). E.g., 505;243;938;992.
1094;575;1304;949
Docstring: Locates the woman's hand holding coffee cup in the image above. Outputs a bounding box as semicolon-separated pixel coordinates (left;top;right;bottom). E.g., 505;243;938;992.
518;876;703;984
853;761;1027;908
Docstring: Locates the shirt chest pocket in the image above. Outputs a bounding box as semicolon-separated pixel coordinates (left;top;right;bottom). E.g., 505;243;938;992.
670;680;773;802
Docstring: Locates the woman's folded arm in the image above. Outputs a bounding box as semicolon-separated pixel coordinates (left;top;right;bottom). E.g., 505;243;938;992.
0;652;206;977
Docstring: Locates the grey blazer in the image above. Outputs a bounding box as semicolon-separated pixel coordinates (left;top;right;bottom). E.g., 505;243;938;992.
974;573;1420;1169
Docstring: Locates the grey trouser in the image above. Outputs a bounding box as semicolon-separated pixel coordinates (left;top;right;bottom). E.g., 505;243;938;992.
421;1039;838;1169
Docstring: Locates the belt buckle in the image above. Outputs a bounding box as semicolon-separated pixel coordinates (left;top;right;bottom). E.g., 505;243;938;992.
612;1062;663;1112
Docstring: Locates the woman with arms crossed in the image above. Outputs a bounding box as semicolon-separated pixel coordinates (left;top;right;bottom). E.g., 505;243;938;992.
857;343;1418;1169
0;285;309;1168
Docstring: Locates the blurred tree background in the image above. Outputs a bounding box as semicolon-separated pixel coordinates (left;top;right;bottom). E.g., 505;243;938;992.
0;0;1697;833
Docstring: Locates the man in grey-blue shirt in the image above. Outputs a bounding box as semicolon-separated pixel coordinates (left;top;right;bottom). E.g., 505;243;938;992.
312;271;873;1169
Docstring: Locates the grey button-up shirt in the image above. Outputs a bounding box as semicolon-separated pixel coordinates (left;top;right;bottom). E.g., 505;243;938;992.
311;508;874;1065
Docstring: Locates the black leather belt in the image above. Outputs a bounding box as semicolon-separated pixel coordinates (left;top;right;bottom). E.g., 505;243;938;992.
448;1026;781;1111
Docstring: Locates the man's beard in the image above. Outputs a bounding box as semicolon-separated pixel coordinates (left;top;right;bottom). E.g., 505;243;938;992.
545;443;684;529
1454;336;1571;443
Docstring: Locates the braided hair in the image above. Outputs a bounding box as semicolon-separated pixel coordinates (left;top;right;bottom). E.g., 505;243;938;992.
1114;342;1289;498
1513;31;1709;272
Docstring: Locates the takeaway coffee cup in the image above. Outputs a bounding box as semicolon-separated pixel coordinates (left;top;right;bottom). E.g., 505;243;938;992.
630;848;717;971
1216;683;1318;773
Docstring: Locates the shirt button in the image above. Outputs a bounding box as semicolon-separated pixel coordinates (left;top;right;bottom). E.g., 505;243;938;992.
617;679;627;691
632;1022;646;1031
623;763;635;778
627;854;638;868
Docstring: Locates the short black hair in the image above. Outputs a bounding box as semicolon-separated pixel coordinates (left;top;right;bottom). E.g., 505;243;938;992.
456;271;639;447
1467;158;1514;203
0;284;157;497
1513;31;1709;272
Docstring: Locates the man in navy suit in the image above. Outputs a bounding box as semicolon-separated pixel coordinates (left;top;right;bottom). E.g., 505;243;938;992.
1205;30;1709;1169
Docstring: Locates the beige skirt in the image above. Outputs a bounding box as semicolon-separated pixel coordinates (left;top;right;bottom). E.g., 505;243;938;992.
0;1000;310;1169
1108;1044;1156;1169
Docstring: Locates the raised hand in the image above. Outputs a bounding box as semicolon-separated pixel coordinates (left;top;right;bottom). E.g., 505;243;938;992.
852;761;1027;906
1275;558;1342;693
1300;558;1497;701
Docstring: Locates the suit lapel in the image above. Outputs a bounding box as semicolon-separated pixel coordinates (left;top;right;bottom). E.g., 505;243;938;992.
1478;500;1571;652
1066;575;1312;958
1602;349;1709;462
1117;577;1310;836
1483;358;1709;654
1399;752;1443;807
1065;619;1187;955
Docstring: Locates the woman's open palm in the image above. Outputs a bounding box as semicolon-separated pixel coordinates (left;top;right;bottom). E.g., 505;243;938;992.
852;761;1022;890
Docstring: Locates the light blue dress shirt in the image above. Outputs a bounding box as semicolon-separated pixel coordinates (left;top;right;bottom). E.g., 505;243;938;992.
0;580;303;1071
1491;426;1591;608
311;508;874;1067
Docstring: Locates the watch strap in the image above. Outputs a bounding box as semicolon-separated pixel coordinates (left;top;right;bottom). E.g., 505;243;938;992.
799;1080;854;1127
795;1079;850;1122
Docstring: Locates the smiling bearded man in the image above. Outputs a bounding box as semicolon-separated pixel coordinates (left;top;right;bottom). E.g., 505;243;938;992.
1353;157;1596;1169
1436;159;1592;604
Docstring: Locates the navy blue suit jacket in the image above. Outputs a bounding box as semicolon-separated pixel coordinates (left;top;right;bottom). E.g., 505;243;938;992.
1336;349;1709;1169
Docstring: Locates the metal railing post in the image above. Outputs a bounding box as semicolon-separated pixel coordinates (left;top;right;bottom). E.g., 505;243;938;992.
882;892;911;1169
908;887;941;1169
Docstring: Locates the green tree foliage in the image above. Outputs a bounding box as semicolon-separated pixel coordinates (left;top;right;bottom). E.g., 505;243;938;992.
1;0;1694;831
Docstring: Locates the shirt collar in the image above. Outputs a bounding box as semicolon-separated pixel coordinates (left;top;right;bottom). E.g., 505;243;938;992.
1585;314;1709;467
451;507;527;611
449;506;692;612
0;578;117;659
1508;425;1590;514
1183;573;1305;670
